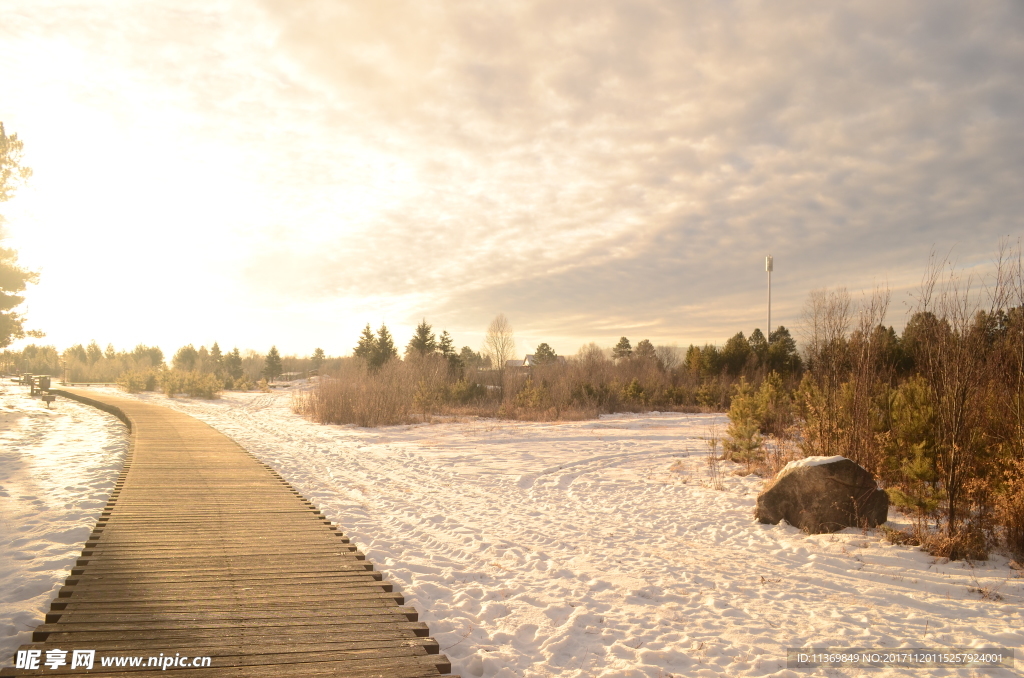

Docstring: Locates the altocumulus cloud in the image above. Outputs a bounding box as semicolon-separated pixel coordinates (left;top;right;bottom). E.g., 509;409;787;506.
250;0;1024;343
2;0;1022;351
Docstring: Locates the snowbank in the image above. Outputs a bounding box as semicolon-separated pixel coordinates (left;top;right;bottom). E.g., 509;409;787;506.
0;383;127;664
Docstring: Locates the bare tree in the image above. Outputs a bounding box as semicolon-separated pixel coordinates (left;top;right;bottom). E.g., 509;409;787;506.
656;345;682;372
911;250;988;539
485;313;516;375
798;287;853;458
800;286;852;382
844;285;891;472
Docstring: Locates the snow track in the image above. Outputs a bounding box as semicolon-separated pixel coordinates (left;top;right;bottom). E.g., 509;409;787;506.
26;386;1024;677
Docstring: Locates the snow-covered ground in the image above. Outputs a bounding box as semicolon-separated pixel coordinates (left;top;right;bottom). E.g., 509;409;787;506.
3;383;1024;676
0;382;127;665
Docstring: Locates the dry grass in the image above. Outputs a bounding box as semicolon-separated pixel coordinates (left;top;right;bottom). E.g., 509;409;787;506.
293;352;705;428
294;359;418;427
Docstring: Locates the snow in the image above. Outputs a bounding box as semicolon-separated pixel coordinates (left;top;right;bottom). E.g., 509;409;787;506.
777;455;848;476
4;382;1024;676
0;382;127;664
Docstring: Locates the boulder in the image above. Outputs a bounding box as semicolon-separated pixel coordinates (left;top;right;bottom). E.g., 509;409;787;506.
755;456;888;533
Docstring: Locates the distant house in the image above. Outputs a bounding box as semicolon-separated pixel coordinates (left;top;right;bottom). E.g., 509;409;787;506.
506;354;567;369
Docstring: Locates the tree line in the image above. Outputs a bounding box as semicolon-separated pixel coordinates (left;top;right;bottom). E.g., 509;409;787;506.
720;246;1024;562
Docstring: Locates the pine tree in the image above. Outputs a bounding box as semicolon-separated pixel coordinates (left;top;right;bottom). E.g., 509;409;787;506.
405;318;437;358
373;325;398;368
459;346;484;370
438;331;455;357
613;336;632;360
0;123;38;348
172;344;198;371
354;324;377;361
767;326;801;375
721;332;750;375
84;340;102;364
634;339;658;361
209;342;223;372
132;344;163;368
533;342;557;364
747;328;768;362
1;122;32;203
263;346;283;380
311;347;325;370
439;330;462;373
225;348;243;380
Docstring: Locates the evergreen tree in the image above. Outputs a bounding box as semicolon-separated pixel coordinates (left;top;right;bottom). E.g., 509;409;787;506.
721;332;751;375
0;123;38;348
460;346;488;370
225;348;243;380
86;340;103;364
311;347;325;370
405;318;437;358
439;330;462;373
132;344;163;368
209;342;223;372
66;344;88;364
263;345;283;380
747;328;768;362
684;344;702;376
613;336;632;359
0;122;32;203
354;324;377;361
533;342;557;364
438;331;455;357
724;377;763;468
767;325;801;375
172;344;198;371
634;339;659;362
373;325;398;368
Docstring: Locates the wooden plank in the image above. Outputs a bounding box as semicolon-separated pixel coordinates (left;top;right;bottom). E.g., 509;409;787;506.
57;576;391;595
36;620;432;643
61;571;381;586
15;637;440;654
5;389;452;676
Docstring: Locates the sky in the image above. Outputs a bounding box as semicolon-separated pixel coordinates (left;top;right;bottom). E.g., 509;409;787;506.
1;0;1022;358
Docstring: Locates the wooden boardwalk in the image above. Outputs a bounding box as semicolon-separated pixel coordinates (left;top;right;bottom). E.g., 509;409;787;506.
2;389;454;677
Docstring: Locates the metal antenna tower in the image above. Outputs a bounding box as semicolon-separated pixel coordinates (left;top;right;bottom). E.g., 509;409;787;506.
766;255;773;340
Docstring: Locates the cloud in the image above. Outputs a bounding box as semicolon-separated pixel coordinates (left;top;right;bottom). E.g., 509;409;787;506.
3;0;1022;352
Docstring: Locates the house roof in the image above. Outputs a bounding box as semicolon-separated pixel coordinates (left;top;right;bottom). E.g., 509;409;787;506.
520;354;567;366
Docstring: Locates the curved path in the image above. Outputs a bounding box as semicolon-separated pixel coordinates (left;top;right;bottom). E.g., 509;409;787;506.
2;389;453;677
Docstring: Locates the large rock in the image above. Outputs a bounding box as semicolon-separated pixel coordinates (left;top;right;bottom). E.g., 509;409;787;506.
755;456;888;533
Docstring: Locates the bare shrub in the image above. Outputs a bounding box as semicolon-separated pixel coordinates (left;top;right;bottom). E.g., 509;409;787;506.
761;434;800;479
919;524;989;562
997;458;1024;560
295;358;415;427
704;427;724;490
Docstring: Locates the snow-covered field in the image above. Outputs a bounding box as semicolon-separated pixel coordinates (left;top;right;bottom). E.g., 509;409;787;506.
0;383;127;665
3;382;1024;676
